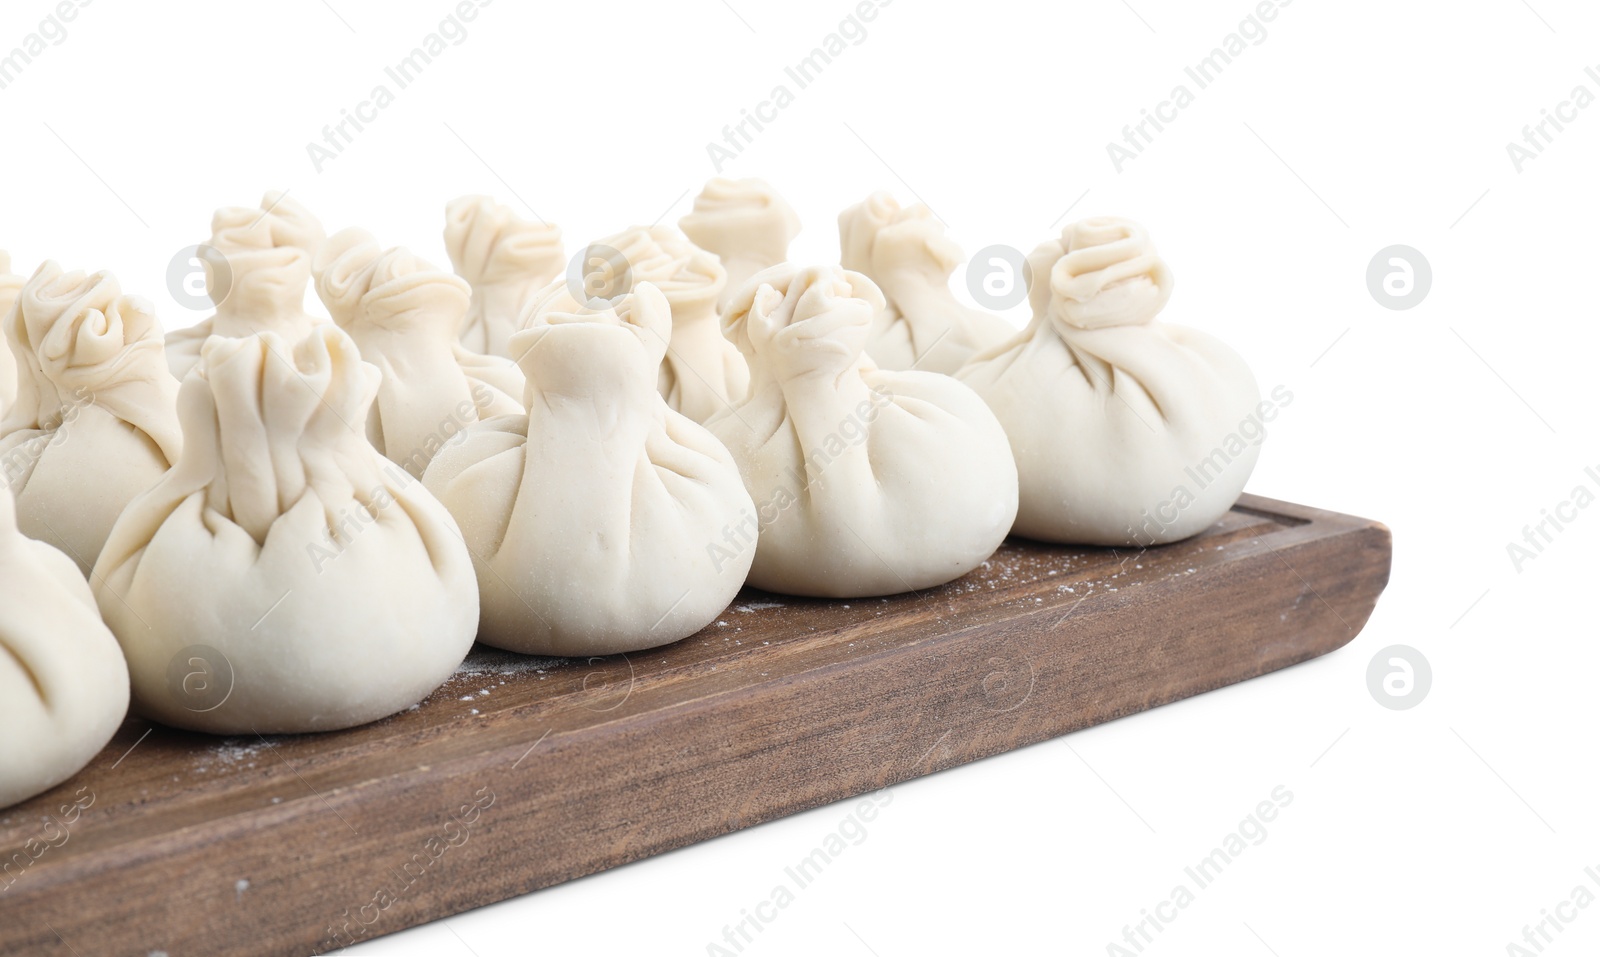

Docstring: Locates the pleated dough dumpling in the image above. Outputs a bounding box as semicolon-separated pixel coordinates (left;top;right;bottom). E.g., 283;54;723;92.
679;178;801;311
705;264;1018;598
0;263;182;576
0;252;22;411
444;195;565;358
839;192;1015;374
0;485;128;810
93;326;478;734
957;217;1263;546
164;191;327;380
422;284;756;657
584;225;748;423
314;228;524;477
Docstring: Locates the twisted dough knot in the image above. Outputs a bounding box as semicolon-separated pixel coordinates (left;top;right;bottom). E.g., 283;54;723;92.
1044;217;1174;330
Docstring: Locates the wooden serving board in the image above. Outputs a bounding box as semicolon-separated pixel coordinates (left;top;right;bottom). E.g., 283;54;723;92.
0;494;1391;957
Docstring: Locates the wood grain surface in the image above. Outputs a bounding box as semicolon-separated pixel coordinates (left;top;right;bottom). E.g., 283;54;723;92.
0;494;1392;956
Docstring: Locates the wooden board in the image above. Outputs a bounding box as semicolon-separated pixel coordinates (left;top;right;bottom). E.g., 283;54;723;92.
0;494;1391;956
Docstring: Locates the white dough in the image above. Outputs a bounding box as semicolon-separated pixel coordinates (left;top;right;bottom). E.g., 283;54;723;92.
839;192;1015;374
705;264;1018;598
957;217;1263;546
584;225;748;424
0;252;21;412
93;327;478;734
422;284;756;657
165;191;328;381
0;485;129;810
0;263;183;577
314;228;524;477
444;195;565;358
679;178;801;311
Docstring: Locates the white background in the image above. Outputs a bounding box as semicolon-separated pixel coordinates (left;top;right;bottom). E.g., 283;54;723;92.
3;0;1596;954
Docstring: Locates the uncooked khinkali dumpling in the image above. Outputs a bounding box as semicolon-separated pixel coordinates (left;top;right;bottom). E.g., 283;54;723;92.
839;192;1015;374
957;217;1263;546
444;195;565;358
314;228;523;477
679;178;801;311
164;191;327;381
705;264;1018;598
423;284;756;657
583;225;748;423
0;252;22;411
93;326;478;734
0;484;128;810
0;263;182;577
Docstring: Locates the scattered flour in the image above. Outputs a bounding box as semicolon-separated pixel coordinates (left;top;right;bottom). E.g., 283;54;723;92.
452;647;566;677
190;738;267;774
